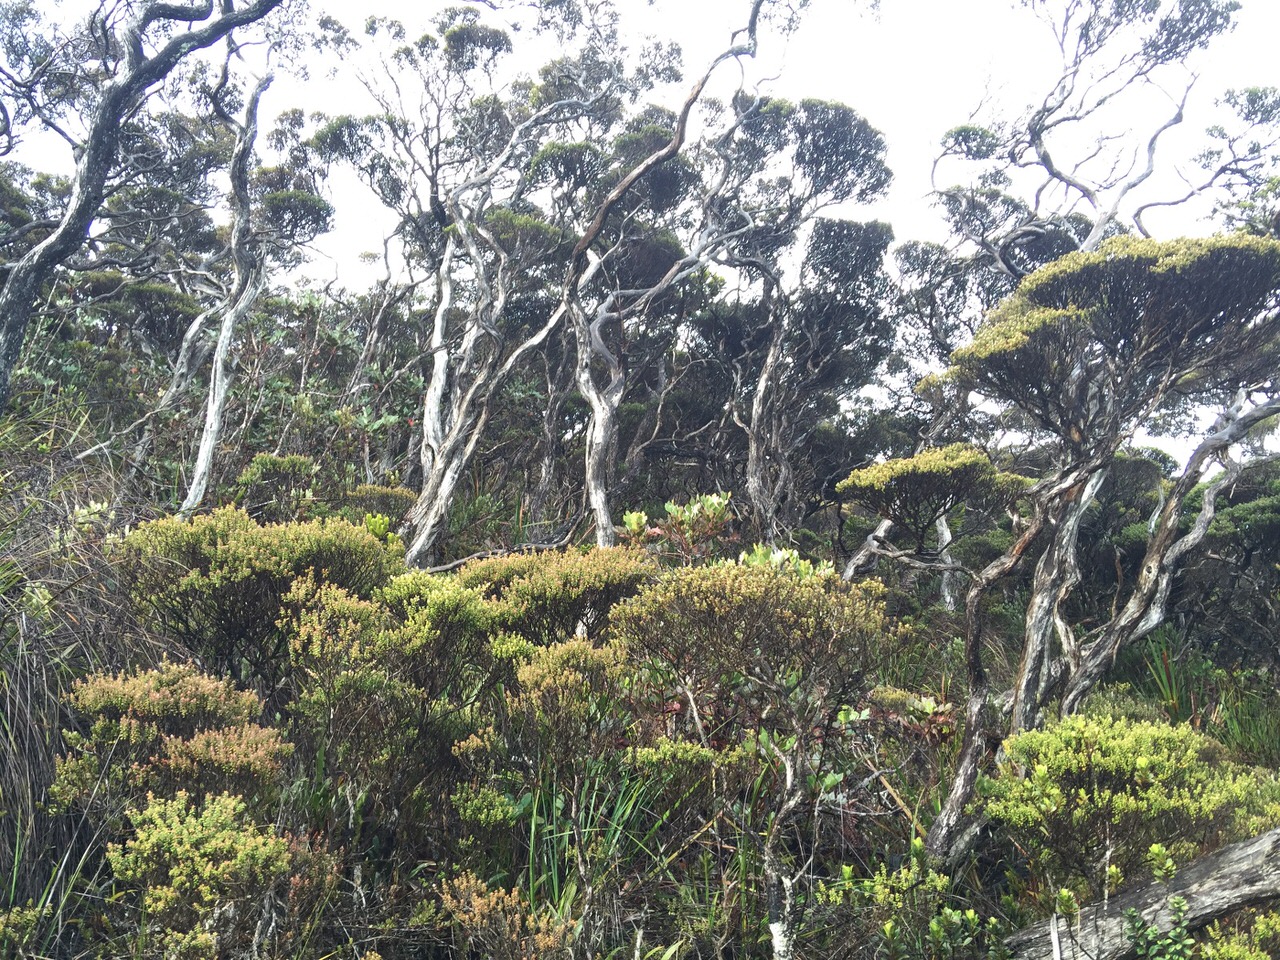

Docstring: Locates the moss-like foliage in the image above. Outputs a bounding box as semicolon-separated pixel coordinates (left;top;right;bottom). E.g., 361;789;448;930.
838;443;1023;549
107;791;292;959
948;235;1280;446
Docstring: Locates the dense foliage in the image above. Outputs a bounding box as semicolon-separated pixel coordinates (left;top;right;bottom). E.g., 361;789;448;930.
3;0;1280;957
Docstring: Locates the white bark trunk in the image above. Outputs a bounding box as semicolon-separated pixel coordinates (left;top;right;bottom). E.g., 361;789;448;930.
1009;467;1107;732
936;515;957;611
0;0;285;407
745;289;786;544
1060;391;1280;713
178;74;272;517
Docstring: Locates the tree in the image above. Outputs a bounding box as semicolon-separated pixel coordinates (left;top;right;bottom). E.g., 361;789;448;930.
713;98;895;541
313;1;820;565
934;0;1251;274
926;234;1280;861
0;0;291;409
177;71;274;516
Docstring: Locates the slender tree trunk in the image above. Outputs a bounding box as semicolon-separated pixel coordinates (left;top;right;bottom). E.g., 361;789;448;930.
178;74;272;517
1060;391;1280;713
573;301;625;549
744;284;786;543
926;509;1048;863
527;344;576;535
405;435;474;566
0;0;285;408
936;515;958;611
179;270;266;515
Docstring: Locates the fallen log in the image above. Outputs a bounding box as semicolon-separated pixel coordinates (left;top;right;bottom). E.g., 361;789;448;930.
1005;827;1280;960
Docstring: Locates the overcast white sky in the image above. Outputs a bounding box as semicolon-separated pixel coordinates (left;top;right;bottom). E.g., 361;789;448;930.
294;0;1280;284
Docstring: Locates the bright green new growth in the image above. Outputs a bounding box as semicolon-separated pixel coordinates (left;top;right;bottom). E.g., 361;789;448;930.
1203;909;1280;960
107;791;291;959
980;714;1280;905
737;543;836;579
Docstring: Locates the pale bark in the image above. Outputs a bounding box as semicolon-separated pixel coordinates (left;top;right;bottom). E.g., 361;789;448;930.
842;517;894;580
935;515;958;611
743;281;788;544
925;507;1046;863
564;5;771;548
1009;466;1107;733
0;0;285;408
401;202;571;566
178;74;273;517
1060;391;1280;713
1005;827;1280;960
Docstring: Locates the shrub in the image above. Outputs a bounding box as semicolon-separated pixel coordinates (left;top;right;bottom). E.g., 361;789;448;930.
107;791;292;959
505;638;630;771
621;492;737;565
283;572;499;863
440;871;572;960
453;551;545;596
460;547;655;645
339;483;418;525
119;508;404;695
51;662;291;820
234;453;317;523
610;565;907;952
612;563;901;745
818;837;1003;960
1204;909;1280;960
979;714;1280;904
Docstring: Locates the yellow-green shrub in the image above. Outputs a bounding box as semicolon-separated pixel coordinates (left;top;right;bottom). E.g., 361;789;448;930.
339;483;418;524
505;638;630;770
439;871;572;960
611;563;901;744
52;662;291;820
980;714;1280;904
120;508;404;694
234;453;317;523
609;566;907;950
107;791;292;959
459;547;655;645
1204;910;1280;960
282;572;498;858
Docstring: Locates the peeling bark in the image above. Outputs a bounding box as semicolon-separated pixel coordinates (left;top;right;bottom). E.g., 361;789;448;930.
1010;466;1106;732
926;506;1047;863
1060;391;1280;714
